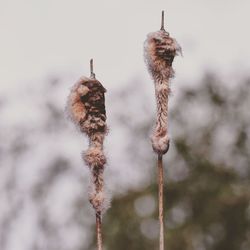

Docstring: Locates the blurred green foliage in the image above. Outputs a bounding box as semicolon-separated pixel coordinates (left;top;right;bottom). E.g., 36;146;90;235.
1;73;249;250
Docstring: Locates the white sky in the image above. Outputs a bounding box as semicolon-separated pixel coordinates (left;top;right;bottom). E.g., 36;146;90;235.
0;0;250;93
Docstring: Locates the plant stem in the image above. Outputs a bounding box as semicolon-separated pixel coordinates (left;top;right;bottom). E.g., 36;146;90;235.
158;154;164;250
90;58;96;79
161;10;165;31
96;211;103;250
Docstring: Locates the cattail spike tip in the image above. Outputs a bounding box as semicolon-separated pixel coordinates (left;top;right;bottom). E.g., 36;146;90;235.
161;10;165;31
90;58;96;79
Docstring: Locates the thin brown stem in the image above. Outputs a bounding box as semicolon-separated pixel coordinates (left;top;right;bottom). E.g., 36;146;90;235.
161;10;165;31
160;11;169;36
158;154;164;250
90;58;96;79
96;211;103;250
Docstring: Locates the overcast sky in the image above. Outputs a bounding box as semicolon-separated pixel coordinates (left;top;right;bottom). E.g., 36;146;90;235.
1;0;250;93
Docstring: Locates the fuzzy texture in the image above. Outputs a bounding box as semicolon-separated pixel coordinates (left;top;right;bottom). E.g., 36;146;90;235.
67;76;108;213
144;30;181;155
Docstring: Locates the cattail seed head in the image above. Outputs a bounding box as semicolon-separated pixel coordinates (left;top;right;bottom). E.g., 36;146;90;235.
67;76;107;135
144;16;181;155
66;67;108;214
144;30;182;83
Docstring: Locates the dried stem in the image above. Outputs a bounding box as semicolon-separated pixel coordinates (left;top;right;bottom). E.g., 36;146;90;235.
90;58;96;79
96;211;103;250
161;10;165;31
158;154;164;250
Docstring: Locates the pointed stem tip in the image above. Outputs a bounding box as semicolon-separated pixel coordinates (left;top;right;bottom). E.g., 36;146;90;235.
90;58;96;79
161;10;165;31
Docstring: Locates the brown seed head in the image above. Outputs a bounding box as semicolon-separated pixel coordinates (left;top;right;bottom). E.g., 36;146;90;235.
144;30;181;82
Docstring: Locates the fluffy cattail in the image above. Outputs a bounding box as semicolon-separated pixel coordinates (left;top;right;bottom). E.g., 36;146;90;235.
144;11;181;250
144;11;181;155
66;59;107;250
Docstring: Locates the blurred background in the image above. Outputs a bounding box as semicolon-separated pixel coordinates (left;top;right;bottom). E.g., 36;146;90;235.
0;0;250;250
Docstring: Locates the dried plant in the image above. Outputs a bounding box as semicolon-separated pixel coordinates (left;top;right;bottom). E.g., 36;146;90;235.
66;59;108;250
144;11;181;250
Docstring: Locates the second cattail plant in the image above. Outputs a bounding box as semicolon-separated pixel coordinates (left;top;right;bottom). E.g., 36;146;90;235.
66;60;108;250
144;11;182;250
